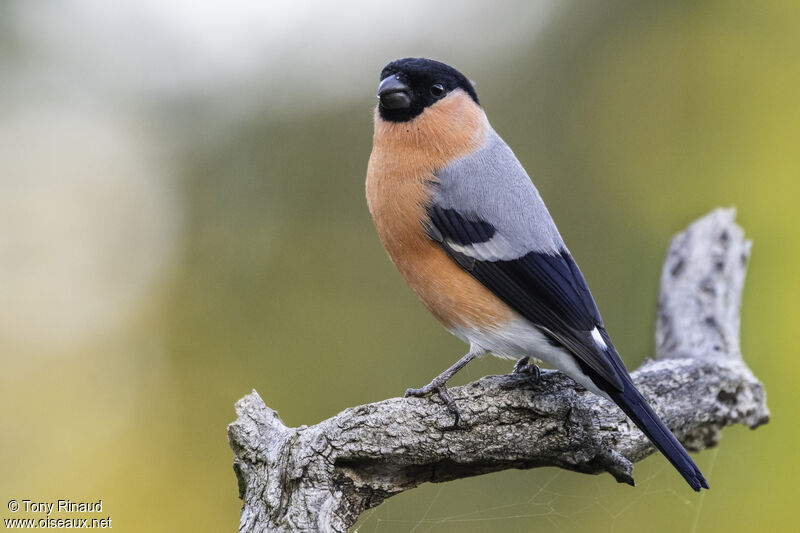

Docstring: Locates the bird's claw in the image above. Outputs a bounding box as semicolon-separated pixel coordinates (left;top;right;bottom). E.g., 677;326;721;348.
405;382;462;426
513;356;541;382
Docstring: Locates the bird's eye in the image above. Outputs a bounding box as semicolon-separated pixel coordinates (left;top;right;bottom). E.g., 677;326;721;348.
430;84;446;98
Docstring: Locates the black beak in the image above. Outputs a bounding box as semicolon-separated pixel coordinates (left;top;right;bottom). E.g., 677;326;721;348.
378;75;411;110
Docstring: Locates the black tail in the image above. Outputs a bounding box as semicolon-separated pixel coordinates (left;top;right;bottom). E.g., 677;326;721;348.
610;382;709;491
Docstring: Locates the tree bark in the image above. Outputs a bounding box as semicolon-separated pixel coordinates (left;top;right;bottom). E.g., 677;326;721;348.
228;208;769;533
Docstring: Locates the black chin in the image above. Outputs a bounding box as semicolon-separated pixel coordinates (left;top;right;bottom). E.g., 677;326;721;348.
377;102;425;123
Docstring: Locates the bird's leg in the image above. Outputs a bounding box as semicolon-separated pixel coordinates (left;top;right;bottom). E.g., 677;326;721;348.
404;346;486;426
512;356;541;382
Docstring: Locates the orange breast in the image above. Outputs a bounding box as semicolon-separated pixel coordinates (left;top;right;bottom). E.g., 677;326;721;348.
365;91;511;330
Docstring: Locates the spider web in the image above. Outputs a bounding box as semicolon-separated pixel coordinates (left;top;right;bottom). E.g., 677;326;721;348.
354;449;719;533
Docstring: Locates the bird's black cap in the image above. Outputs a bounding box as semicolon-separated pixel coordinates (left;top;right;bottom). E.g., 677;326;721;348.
377;58;479;123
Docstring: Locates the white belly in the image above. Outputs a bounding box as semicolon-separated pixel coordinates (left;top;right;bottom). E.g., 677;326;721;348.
451;316;610;400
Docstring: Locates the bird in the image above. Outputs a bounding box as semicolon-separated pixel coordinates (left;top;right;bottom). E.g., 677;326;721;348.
365;57;708;492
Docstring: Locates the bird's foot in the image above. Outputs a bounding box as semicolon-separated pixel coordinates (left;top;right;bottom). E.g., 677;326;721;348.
403;347;485;427
405;379;462;426
512;356;541;382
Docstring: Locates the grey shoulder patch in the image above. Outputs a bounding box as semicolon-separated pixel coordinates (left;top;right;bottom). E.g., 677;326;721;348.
432;126;564;256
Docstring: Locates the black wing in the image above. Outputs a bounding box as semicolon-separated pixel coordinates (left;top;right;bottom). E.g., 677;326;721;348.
427;205;625;392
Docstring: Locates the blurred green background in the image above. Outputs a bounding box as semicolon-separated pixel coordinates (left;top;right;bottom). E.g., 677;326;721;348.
1;0;797;531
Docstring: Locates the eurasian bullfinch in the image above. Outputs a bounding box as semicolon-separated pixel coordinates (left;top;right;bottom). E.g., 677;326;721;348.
365;57;708;491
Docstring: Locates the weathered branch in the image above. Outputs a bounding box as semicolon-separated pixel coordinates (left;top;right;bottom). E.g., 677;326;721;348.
228;208;769;533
